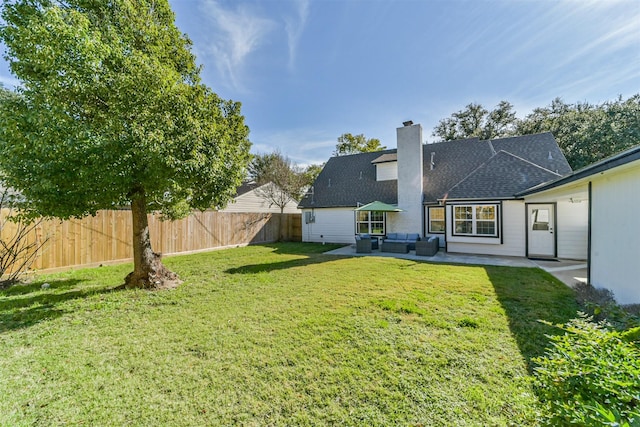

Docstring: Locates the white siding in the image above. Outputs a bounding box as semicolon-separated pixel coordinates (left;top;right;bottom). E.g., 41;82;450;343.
301;208;356;244
556;200;588;260
591;164;640;304
376;162;398;181
446;201;526;256
223;187;301;214
524;182;589;260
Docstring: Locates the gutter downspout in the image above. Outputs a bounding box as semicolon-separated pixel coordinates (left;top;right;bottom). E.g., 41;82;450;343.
587;181;592;284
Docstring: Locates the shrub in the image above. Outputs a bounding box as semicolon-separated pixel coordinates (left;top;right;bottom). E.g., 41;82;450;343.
573;281;640;331
532;314;640;426
0;188;47;286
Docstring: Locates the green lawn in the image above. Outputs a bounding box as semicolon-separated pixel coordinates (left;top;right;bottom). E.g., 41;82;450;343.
0;243;579;426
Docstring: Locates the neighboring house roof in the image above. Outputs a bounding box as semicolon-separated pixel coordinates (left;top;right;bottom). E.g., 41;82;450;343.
235;181;261;197
298;132;572;209
517;143;640;197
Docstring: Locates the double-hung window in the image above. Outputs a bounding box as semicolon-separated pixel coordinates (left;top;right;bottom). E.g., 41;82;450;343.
453;204;499;237
356;211;385;235
428;206;445;233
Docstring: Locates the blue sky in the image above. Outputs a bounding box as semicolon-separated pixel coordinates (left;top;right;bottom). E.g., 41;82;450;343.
1;0;639;166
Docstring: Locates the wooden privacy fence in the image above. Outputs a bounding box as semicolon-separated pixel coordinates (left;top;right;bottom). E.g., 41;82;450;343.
0;209;301;272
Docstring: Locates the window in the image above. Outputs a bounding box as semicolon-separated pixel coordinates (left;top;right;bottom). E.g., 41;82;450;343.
356;211;385;235
428;206;445;233
531;208;549;230
453;204;499;237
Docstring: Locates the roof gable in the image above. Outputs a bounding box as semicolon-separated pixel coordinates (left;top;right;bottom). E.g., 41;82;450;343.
446;151;562;200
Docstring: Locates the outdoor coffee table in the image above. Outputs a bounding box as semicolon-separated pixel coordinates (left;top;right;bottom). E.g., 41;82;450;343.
381;241;409;253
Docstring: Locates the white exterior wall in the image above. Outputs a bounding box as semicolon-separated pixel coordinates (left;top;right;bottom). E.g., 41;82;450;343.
445;201;526;256
376;162;398;181
301;208;356;244
556;200;588;260
524;181;588;260
590;164;640;304
223;188;300;214
395;124;424;232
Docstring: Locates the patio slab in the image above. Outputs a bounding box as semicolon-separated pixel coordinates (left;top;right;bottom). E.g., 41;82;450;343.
323;245;589;287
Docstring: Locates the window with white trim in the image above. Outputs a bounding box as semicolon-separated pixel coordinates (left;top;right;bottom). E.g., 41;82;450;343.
453;204;499;237
356;211;385;235
428;206;445;233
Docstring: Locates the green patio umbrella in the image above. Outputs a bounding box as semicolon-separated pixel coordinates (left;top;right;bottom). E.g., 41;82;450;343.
354;201;404;212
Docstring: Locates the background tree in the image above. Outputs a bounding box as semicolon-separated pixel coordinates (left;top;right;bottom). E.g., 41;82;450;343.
333;133;386;156
249;151;305;241
301;163;324;188
433;95;640;170
0;0;251;289
516;95;640;169
432;101;517;141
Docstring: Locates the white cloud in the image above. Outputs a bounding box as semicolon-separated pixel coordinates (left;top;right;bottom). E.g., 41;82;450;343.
251;127;336;166
200;0;275;90
284;0;310;71
0;74;20;89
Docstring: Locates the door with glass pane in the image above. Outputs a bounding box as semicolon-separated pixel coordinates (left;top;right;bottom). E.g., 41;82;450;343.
527;204;555;257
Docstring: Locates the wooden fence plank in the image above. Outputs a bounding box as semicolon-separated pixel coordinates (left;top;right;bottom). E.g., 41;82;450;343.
1;209;302;272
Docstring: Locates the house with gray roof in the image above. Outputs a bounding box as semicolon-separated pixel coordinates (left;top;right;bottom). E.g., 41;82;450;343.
298;122;587;260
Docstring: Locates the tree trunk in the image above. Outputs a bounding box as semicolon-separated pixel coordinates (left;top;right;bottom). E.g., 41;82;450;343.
278;207;284;242
124;188;179;289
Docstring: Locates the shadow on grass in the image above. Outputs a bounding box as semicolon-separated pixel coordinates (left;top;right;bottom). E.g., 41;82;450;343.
226;242;345;275
0;278;122;333
485;265;579;372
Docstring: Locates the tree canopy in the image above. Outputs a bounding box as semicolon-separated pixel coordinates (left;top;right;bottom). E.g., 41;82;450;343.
249;151;306;204
432;101;517;141
515;96;640;169
0;0;252;288
432;95;640;170
333;133;386;156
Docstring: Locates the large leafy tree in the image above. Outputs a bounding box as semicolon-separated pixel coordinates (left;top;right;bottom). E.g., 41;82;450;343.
333;133;386;156
516;95;640;169
432;101;517;141
0;0;251;289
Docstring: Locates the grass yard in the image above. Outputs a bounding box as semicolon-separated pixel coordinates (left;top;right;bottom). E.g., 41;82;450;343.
0;243;579;426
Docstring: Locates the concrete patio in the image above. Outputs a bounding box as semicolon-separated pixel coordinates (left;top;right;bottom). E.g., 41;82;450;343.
324;244;588;288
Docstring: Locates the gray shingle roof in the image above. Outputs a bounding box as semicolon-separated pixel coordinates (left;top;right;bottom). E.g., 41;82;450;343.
517;143;640;196
298;133;572;208
446;151;561;200
299;150;397;208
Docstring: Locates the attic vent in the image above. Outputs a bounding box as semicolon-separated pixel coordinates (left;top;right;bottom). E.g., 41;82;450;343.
430;152;435;170
548;151;553;160
359;171;363;180
328;179;331;187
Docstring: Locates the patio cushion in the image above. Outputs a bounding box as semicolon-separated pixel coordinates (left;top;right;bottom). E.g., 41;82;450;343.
407;233;420;241
386;232;398;240
395;232;407;240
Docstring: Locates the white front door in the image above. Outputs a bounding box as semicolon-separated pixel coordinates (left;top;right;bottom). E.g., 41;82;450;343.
528;204;555;257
